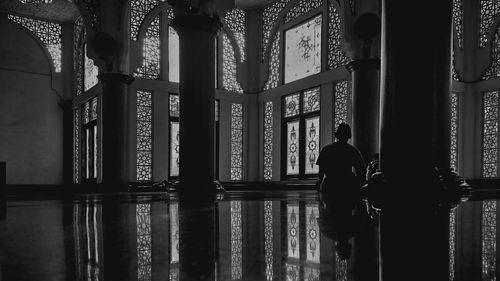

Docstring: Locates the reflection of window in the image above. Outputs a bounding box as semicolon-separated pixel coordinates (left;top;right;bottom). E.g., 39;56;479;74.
286;202;321;281
169;202;179;281
264;201;274;281
284;15;322;84
287;203;300;259
74;203;102;281
169;202;180;280
231;200;242;280
136;203;152;281
82;97;98;182
282;88;321;178
482;200;497;281
449;209;457;281
168;95;220;178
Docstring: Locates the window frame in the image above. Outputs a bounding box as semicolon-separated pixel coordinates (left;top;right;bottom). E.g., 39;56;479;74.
281;88;321;180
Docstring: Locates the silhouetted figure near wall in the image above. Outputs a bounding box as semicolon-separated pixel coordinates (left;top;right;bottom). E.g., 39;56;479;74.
316;123;365;260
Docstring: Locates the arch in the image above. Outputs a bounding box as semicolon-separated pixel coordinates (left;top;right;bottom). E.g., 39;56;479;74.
6;17;58;76
0;20;64;184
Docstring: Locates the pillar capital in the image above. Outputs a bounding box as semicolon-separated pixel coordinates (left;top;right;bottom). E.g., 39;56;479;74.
345;58;380;73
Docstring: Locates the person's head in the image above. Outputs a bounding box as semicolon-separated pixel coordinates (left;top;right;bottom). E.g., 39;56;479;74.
335;123;352;141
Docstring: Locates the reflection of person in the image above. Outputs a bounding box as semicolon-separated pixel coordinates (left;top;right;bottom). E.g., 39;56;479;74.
316;123;366;260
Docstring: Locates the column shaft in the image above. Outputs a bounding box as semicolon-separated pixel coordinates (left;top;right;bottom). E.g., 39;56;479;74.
349;58;380;164
378;0;453;280
99;73;133;188
173;15;218;190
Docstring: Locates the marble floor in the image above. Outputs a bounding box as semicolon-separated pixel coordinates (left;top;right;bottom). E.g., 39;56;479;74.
0;190;494;281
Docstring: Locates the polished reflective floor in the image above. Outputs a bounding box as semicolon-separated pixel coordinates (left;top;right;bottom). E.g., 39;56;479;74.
0;190;495;281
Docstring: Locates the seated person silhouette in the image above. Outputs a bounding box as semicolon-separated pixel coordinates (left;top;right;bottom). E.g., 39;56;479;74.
316;123;365;260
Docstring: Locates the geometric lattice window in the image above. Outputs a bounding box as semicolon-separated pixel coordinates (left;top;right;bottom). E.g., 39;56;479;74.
284;15;322;84
74;18;84;97
135;16;161;80
223;33;244;93
451;92;459;172
483;27;500;80
287;203;300;259
453;0;463;49
482;200;497;281
82;97;98;181
284;0;322;23
231;200;243;280
333;81;352;139
264;101;274;180
169;94;180;177
231;103;244;180
169;26;180;83
264;201;274;281
223;9;246;62
283;87;321;177
264;33;281;90
7;15;62;72
84;43;99;92
74;109;81;183
136;90;153;181
136;203;152;281
480;0;500;48
262;0;291;58
483;91;499;178
130;0;165;40
328;3;349;69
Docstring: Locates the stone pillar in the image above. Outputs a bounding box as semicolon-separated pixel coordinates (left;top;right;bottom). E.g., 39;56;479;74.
98;73;134;189
376;0;454;280
347;58;380;163
170;11;221;192
61;100;74;185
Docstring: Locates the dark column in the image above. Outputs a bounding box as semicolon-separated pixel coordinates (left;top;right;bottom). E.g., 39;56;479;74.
0;162;5;220
98;73;134;189
170;14;220;192
376;0;454;281
61;100;74;185
347;58;380;163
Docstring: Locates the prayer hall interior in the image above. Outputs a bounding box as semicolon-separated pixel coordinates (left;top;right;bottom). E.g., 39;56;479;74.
0;0;498;280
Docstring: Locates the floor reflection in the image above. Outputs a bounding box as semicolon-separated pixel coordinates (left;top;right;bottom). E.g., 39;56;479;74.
3;192;499;281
